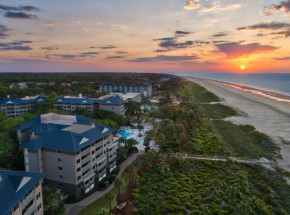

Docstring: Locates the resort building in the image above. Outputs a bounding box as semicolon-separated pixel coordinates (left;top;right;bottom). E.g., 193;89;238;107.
110;93;142;103
0;170;44;215
94;94;125;115
15;113;119;196
53;95;96;114
54;94;125;116
99;82;152;97
0;95;48;117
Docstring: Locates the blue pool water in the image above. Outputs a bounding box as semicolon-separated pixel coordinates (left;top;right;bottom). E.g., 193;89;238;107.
118;129;135;139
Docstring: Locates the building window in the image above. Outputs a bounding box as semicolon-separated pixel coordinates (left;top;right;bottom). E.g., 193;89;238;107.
36;192;41;200
77;159;80;164
77;167;81;172
58;166;63;170
77;175;81;180
37;203;42;211
57;150;62;153
58;158;62;162
59;175;64;179
59;183;64;187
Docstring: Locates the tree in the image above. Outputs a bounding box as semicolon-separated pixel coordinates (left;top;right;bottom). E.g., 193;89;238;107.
115;178;124;196
105;192;115;212
137;123;144;136
43;187;63;215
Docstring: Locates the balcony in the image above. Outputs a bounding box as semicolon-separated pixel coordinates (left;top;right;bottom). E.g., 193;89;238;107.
23;204;36;215
21;191;34;208
81;154;91;164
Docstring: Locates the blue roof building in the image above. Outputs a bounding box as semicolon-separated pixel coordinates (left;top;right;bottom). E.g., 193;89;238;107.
16;113;119;196
0;170;44;215
54;94;125;115
0;95;48;117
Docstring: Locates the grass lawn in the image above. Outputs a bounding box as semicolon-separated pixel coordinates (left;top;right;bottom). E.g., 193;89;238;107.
79;172;130;215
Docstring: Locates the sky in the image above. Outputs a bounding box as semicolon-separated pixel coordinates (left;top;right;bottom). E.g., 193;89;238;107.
0;0;289;73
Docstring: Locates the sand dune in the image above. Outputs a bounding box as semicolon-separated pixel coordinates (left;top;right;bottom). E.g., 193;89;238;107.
185;77;290;172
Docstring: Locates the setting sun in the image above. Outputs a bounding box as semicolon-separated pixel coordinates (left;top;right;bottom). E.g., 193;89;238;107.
240;65;246;70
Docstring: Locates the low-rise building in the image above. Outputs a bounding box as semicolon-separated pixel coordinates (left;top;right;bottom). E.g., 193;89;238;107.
54;95;95;114
94;94;125;115
0;170;44;215
16;113;119;196
99;82;152;97
0;95;48;117
54;94;125;116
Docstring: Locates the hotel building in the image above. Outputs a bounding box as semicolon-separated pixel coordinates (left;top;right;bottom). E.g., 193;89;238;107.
16;113;119;196
0;170;44;215
99;82;152;97
0;96;48;117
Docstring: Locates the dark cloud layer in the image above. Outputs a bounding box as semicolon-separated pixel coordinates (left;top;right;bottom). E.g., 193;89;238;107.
257;30;290;38
0;4;39;19
128;55;198;62
215;42;279;58
0;40;32;51
212;33;227;37
237;22;290;30
0;24;9;38
261;0;290;15
115;51;130;55
100;45;117;49
273;56;290;60
5;11;37;19
46;52;98;59
42;46;59;51
106;56;125;59
175;30;192;35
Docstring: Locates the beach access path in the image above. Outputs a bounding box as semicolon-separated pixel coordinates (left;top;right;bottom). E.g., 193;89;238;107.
185;77;290;173
64;150;144;215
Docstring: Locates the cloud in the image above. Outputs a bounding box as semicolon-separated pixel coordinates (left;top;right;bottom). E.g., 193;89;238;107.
100;45;117;49
42;46;59;51
237;22;290;30
184;0;201;10
261;0;290;15
115;51;131;55
215;42;279;58
0;40;32;51
0;4;39;12
127;55;199;62
175;30;192;36
199;3;241;13
106;56;125;59
257;29;290;38
0;24;9;38
212;33;227;37
4;11;37;19
45;52;99;59
273;56;290;60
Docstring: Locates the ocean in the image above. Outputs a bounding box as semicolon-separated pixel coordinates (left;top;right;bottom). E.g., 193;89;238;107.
179;73;290;97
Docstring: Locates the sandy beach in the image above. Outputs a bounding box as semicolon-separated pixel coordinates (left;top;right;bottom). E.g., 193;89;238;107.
185;77;290;172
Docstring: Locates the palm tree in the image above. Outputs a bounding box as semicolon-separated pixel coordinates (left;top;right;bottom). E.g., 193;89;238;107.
115;178;124;196
105;192;115;211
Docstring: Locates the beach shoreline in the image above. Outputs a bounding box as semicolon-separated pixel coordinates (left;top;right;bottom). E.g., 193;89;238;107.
183;76;290;173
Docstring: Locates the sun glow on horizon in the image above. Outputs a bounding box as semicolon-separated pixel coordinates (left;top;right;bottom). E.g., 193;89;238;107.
240;65;246;70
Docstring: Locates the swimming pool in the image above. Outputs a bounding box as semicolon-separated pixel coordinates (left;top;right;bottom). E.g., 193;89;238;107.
118;129;136;139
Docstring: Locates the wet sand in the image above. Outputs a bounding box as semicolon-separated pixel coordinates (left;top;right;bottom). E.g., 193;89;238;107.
185;77;290;172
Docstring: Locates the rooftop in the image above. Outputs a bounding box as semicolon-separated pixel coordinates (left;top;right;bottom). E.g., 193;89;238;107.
0;95;48;105
16;113;115;152
100;82;151;87
0;170;44;215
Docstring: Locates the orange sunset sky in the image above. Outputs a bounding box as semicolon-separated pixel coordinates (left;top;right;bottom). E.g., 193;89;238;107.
0;0;289;73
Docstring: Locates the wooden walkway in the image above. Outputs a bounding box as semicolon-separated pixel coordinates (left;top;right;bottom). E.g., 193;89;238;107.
170;153;275;167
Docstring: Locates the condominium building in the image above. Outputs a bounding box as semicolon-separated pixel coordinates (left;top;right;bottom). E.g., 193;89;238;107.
0;95;48;117
94;94;125;115
0;170;44;215
16;113;119;196
54;94;125;116
53;95;95;114
99;82;152;97
110;93;142;103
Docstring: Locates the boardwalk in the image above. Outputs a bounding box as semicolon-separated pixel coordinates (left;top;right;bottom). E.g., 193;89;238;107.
170;153;275;167
64;151;144;215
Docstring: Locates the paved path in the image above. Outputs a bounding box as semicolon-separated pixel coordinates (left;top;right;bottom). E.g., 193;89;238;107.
170;153;275;166
65;151;144;215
